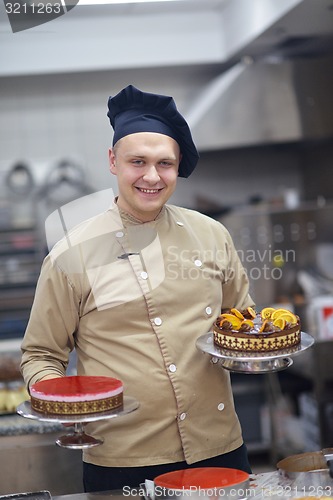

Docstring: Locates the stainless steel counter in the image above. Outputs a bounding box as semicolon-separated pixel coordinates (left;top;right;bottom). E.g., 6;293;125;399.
53;491;141;500
0;414;63;436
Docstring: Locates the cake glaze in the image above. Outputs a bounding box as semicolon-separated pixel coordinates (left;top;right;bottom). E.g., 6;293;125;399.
30;375;123;415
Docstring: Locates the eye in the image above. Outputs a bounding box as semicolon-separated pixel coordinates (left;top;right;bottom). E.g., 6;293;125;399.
132;159;144;166
159;161;173;167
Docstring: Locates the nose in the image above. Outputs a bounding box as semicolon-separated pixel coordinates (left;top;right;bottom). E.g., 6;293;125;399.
143;165;160;183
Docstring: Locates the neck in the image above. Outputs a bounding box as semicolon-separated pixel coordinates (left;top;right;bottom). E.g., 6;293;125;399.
115;198;162;223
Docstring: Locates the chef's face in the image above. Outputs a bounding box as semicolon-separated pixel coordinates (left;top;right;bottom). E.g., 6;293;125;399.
109;132;181;222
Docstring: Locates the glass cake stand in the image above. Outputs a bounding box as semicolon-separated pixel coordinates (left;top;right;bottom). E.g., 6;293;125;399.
17;396;139;449
196;331;314;374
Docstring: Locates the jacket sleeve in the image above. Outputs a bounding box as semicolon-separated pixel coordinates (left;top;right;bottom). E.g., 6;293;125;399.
20;254;80;389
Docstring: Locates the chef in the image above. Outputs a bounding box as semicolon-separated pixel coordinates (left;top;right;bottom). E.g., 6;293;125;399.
21;85;254;492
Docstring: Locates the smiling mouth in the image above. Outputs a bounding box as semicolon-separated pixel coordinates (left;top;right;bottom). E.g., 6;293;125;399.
136;188;162;194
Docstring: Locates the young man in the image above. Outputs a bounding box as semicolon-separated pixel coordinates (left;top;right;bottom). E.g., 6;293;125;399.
21;85;254;492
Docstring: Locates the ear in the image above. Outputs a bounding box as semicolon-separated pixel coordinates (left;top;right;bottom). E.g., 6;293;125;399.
109;148;117;175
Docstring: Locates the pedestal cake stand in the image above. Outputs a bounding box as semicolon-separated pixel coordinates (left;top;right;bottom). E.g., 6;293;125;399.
17;396;139;449
196;331;314;374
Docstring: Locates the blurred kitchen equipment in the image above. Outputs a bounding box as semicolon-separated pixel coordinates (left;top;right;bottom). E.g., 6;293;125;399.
188;56;333;151
220;203;333;315
0;491;51;500
5;162;34;196
0;354;29;413
277;450;333;487
305;295;333;341
283;188;300;210
278;450;328;475
323;448;333;478
316;244;333;281
37;159;92;206
5;162;36;227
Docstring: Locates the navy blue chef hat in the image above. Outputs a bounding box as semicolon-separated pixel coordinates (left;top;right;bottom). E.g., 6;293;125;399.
107;85;199;178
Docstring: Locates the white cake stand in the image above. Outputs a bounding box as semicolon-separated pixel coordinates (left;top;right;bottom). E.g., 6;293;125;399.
196;331;314;374
17;396;139;449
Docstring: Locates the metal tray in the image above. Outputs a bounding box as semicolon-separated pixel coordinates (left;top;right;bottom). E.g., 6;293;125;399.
196;331;314;373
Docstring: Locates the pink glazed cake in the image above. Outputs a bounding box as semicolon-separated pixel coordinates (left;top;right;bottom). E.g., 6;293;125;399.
30;375;123;415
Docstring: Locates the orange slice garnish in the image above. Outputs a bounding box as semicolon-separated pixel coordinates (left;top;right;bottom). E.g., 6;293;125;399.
258;319;269;333
278;312;298;325
241;319;254;329
247;307;256;319
220;313;242;330
230;308;244;320
271;308;293;320
273;317;287;329
261;307;276;319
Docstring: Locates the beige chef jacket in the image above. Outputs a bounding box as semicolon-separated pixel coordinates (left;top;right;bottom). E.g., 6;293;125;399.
21;201;254;467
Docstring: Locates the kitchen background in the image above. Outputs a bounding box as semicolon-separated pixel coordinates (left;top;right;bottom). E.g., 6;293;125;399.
0;0;333;494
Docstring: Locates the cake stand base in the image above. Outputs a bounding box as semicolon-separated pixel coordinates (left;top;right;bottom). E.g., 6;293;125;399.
55;422;104;449
217;356;293;373
17;396;139;449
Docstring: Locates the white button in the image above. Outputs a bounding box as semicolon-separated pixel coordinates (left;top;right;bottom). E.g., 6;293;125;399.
140;271;148;280
169;364;177;373
205;307;212;315
179;412;187;421
218;403;225;411
116;231;124;238
154;317;162;326
194;259;202;267
211;357;218;364
176;221;184;226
